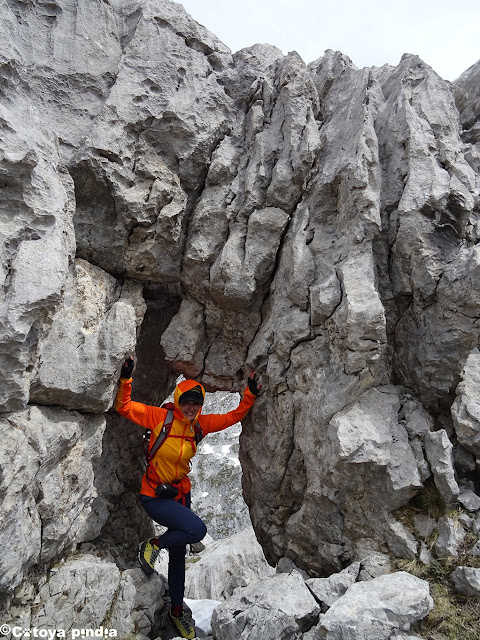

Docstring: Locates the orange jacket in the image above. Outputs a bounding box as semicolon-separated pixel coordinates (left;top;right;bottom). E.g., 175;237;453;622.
115;377;256;498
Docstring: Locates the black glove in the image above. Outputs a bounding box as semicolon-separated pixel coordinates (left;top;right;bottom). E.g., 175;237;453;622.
121;356;134;379
247;370;261;395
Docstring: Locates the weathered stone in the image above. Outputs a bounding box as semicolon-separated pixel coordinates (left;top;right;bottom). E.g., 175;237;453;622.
0;407;105;594
424;430;460;505
319;572;433;639
184;527;275;601
385;516;419;560
29;555;120;630
453;444;477;473
458;511;474;529
109;568;166;637
306;563;360;612
1;0;480;624
452;350;480;456
161;297;207;379
434;516;467;558
0;109;75;413
402;400;434;437
276;557;310;579
211;571;320;640
419;542;433;566
449;566;480;596
30;259;145;412
357;552;392;581
458;489;480;512
474;516;480;535
467;540;480;556
409;436;432;482
23;554;165;637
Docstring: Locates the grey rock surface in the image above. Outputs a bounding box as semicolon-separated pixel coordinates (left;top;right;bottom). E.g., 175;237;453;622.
434;516;467;558
30;555;122;631
30;259;145;412
1;0;480;628
449;566;480;596
18;554;165;638
0;109;75;413
458;489;480;512
423;430;460;505
452;351;480;456
318;571;433;640
0;406;105;593
357;552;392;581
467;540;480;556
306;562;360;612
184;527;275;601
211;571;320;640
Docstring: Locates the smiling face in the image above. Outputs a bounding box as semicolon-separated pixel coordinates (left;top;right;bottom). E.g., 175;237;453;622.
179;400;203;421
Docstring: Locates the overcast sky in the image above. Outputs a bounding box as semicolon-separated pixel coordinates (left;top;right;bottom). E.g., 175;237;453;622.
178;0;479;81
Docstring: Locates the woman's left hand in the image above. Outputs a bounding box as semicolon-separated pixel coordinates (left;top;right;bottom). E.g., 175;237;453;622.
247;369;262;395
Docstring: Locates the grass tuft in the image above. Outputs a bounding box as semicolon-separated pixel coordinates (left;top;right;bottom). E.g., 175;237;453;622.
392;479;480;639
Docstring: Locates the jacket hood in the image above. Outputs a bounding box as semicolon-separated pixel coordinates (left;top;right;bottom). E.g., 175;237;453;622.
173;379;206;421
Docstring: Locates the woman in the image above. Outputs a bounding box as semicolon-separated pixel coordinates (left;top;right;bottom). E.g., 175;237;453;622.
115;357;260;639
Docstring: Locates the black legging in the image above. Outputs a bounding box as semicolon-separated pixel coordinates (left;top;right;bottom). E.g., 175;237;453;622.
140;493;207;606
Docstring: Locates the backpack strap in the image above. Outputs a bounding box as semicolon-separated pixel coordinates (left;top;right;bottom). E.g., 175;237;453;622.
143;403;205;469
145;407;174;463
194;424;204;445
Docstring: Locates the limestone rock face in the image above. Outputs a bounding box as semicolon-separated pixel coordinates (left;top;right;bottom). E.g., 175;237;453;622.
184;527;275;601
30;259;145;412
0;407;105;594
1;0;480;624
0;109;75;412
451;350;480;456
8;554;166;637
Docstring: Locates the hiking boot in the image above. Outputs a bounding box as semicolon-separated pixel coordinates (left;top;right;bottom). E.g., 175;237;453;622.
138;537;161;575
169;607;195;639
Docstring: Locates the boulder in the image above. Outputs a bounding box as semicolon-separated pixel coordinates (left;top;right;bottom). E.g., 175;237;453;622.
423;430;460;504
458;489;480;512
211;571;320;640
434;516;466;558
449;566;480;596
318;571;433;639
30;555;121;631
184;527;275;601
306;563;360;612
